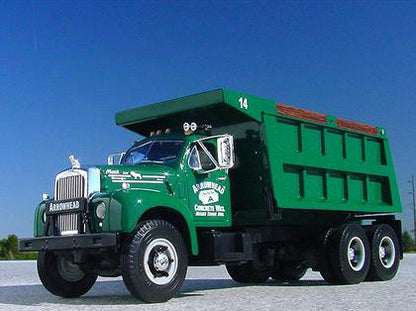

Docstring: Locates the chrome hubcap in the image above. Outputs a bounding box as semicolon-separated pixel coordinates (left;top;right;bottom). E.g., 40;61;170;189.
154;252;170;271
144;238;178;285
347;237;365;271
378;236;395;269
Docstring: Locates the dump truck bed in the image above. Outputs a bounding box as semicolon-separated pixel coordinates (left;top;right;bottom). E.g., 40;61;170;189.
264;104;400;213
116;89;401;214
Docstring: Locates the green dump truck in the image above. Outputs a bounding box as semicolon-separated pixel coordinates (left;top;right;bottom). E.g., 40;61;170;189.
19;89;402;302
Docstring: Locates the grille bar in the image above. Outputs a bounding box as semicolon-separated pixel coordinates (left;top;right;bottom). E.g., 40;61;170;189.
56;174;85;200
57;213;79;235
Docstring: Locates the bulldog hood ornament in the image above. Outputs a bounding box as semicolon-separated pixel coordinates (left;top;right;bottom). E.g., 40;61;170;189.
69;154;81;169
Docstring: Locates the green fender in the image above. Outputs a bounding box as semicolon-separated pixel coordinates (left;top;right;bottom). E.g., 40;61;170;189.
108;189;199;255
34;202;46;237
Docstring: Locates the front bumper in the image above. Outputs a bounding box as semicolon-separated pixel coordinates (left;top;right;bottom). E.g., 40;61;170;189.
18;233;118;252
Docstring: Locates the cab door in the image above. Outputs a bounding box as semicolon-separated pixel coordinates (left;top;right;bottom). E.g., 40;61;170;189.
185;137;233;227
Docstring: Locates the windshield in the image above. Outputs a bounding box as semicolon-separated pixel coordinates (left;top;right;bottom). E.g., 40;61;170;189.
121;140;184;165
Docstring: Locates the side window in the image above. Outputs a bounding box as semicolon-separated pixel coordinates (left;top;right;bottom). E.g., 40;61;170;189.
188;143;217;171
189;146;201;170
198;143;216;171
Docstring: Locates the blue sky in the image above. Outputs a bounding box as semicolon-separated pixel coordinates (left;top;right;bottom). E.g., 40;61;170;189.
0;1;415;237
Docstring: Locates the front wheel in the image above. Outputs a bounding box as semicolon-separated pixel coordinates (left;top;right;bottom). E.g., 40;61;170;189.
37;252;97;298
121;220;188;303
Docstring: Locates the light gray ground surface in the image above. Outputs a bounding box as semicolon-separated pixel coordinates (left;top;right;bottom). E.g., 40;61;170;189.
0;254;415;311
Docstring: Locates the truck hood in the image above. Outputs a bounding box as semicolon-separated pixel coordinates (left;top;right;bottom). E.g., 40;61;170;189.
97;164;176;193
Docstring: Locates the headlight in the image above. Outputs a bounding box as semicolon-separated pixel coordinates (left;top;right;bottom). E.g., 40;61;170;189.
96;202;106;219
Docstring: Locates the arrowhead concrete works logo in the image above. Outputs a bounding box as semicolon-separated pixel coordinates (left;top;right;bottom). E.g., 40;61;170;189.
198;189;219;204
192;182;226;218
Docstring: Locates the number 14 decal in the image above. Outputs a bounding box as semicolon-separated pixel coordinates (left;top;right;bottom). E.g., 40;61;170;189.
239;97;248;110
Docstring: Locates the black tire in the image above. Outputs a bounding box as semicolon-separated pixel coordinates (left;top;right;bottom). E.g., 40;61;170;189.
329;224;370;284
121;220;188;303
366;224;400;281
319;227;338;283
271;263;307;281
37;251;97;298
226;263;269;284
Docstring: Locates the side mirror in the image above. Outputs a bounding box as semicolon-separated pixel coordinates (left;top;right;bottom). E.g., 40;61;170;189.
217;136;235;169
107;152;126;165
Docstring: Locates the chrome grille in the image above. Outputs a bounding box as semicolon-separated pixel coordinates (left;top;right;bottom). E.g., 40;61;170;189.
54;171;86;235
57;213;79;236
56;174;85;200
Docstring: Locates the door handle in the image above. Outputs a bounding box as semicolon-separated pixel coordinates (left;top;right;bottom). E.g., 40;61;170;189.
217;177;227;181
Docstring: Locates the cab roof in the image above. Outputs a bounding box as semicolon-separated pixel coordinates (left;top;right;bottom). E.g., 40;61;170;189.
115;89;273;137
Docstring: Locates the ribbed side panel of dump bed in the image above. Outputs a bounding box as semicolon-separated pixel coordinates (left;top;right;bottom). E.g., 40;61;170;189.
263;111;401;213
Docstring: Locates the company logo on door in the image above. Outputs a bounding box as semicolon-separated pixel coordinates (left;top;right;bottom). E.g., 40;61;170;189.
198;189;219;204
192;182;226;217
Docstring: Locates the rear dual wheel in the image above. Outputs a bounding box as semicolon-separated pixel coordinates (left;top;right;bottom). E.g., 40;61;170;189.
320;224;370;284
366;224;400;281
319;227;338;283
